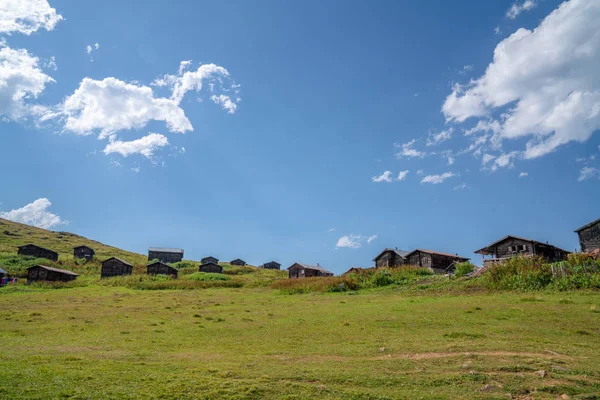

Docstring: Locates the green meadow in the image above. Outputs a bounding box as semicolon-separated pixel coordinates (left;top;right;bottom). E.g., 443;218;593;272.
1;286;600;399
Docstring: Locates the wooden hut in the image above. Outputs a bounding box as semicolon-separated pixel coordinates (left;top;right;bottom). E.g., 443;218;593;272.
230;258;246;266
199;262;223;274
27;265;78;283
0;267;7;279
475;235;570;267
201;256;219;265
147;261;178;278
17;244;58;262
74;245;95;260
148;247;184;263
405;249;469;274
101;257;133;278
260;261;281;270
373;248;409;268
575;218;600;253
287;263;334;279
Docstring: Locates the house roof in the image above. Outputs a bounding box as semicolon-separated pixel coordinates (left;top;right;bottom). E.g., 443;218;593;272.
28;265;78;276
231;258;246;263
74;245;94;250
288;263;334;274
474;235;570;255
148;247;184;254
201;256;219;261
372;248;410;261
262;261;281;266
102;257;133;267
18;244;57;254
200;262;221;268
574;218;600;233
146;261;175;268
405;249;470;260
0;267;7;275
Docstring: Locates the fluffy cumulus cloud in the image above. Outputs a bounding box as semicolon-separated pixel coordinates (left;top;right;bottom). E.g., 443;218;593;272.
103;133;169;158
0;0;63;35
336;234;377;249
0;43;55;118
421;172;455;184
211;94;237;114
86;43;99;55
50;77;192;138
397;170;409;181
578;167;600;182
507;0;537;19
395;139;425;158
519;171;529;177
443;0;600;160
426;128;453;146
372;170;392;183
0;198;66;229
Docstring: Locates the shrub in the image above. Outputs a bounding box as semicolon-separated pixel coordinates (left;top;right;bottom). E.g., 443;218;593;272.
454;262;475;277
223;266;255;275
485;255;552;290
188;272;230;282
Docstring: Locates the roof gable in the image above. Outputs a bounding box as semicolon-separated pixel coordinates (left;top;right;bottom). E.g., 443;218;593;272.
148;247;184;254
102;257;133;267
28;265;78;276
474;235;569;255
406;249;469;260
575;218;600;233
288;263;333;274
373;248;410;261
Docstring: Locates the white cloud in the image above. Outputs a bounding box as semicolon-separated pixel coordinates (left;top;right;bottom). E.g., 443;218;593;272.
421;172;455;184
453;183;470;191
0;0;63;35
372;170;392;183
94;43;99;50
86;45;92;55
507;0;537;19
494;26;502;35
578;166;600;182
490;151;520;171
416;169;424;175
0;198;66;229
395;139;426;158
426;128;453;146
211;94;237;114
397;170;409;181
443;0;600;160
103;133;169;158
51;77;192;138
154;63;235;103
519;171;529;177
86;43;99;58
447;156;455;166
464;119;501;136
481;153;496;165
336;234;377;249
0;43;55;119
131;167;140;173
328;228;335;233
463;65;473;71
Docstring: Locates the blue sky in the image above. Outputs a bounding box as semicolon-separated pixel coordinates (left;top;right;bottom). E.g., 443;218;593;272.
1;0;599;273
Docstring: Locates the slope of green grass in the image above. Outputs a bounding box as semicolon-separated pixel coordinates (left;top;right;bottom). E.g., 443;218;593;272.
1;286;599;399
0;218;147;265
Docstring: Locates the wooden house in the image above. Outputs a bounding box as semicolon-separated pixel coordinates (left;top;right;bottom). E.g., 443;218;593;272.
27;265;78;283
199;262;223;274
17;244;58;262
73;245;95;260
287;263;334;279
201;256;219;265
475;235;570;267
575;218;600;253
147;261;178;278
230;258;246;266
260;261;281;270
405;249;469;274
373;248;410;268
101;257;133;278
148;247;184;263
0;267;7;279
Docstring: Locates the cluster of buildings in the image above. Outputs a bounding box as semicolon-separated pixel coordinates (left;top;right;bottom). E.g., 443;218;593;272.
5;217;600;283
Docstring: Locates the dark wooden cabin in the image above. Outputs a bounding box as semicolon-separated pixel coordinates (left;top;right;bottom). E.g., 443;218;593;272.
199;262;223;274
260;261;281;270
575;218;600;253
101;257;133;278
17;244;58;262
405;249;469;274
230;258;246;266
288;263;334;279
0;267;7;279
373;248;410;268
27;265;78;283
148;247;184;263
201;256;219;265
147;261;178;278
475;235;570;267
74;245;95;260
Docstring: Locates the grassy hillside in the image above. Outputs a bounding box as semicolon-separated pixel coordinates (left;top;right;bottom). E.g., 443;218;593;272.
0;218;146;264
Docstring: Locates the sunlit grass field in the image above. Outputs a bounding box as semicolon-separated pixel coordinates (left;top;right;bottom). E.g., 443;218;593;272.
2;286;600;399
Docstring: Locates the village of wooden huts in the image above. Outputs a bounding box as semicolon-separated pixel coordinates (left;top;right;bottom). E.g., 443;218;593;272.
3;216;599;284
